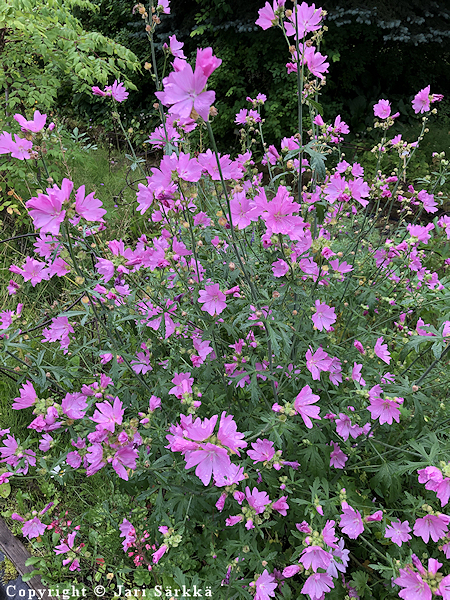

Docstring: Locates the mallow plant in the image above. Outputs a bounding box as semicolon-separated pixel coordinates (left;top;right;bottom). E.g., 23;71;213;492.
1;1;450;598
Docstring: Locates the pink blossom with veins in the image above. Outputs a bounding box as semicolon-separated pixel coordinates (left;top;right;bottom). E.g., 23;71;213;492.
311;300;336;331
168;34;185;58
247;438;275;463
155;49;220;121
384;520;411;546
255;1;284;30
339;505;364;539
301;573;334;600
91;397;124;433
42;316;74;353
284;2;323;38
198;283;227;316
272;496;289;515
217;412;246;455
329;441;347;469
245;487;271;514
14;110;47;133
184;443;231;486
272;259;289;277
254;569;277;600
305;346;331;380
395;567;431;600
261;185;302;235
300;546;332;572
74;185;106;222
412;85;443;114
14;257;49;287
12;381;38;410
413;513;450;543
8;135;34;160
367;393;403;425
374;336;391;364
22;517;46;539
294;385;321;428
61;393;87;420
106;81;128;102
230;190;260;229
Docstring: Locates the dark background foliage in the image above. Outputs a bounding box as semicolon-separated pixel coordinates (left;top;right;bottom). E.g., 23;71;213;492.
72;0;450;149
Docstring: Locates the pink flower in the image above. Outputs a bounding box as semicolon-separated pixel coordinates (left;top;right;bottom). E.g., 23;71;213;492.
272;496;289;515
247;439;275;463
42;316;74;353
92;86;106;97
75;185;106;222
14;110;47;132
215;492;226;512
312;300;336;331
304;46;329;80
285;2;323;38
9;135;34;160
373;99;398;119
255;569;277;600
105;80;128;102
294;385;321;428
26;192;66;235
246;486;271;514
301;573;334;600
112;446;138;480
384;520;411;546
156;51;219;121
91;397;124;433
184;443;231;486
119;518;136;551
61;393;87;420
354;339;365;354
329;441;347;469
305;346;331;380
198;283;227;316
255;1;282;30
339;505;364;539
300;546;332;572
157;0;170;14
283;565;301;578
367;393;402;425
230;191;260;229
195;47;222;78
394;567;431;600
168;34;185;58
272;259;289;277
352;362;366;387
12;381;38;410
226;515;243;526
168;372;194;399
374;336;391;364
261;186;302;235
217;412;246;455
413;514;450;543
418;189;438;213
412;85;431;114
152;544;168;564
22;517;46;539
39;434;53;452
418;466;450;507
